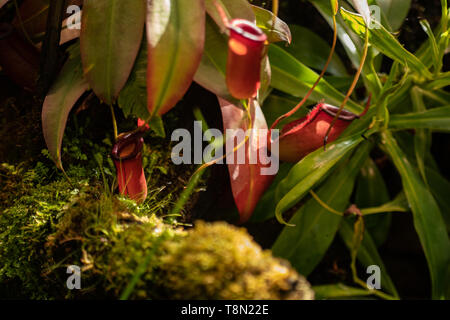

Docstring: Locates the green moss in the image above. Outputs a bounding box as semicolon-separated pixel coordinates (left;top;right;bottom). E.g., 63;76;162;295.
0;126;311;300
156;221;314;300
1;175;314;300
0;171;89;299
104;217;185;299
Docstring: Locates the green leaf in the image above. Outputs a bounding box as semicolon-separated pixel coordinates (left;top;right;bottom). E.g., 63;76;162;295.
360;192;409;216
340;7;432;78
382;131;450;299
410;86;431;185
312;0;364;70
280;25;348;77
272;142;370;275
269;44;363;114
374;0;411;31
261;92;309;129
116;36;166;139
42;43;88;170
80;0;145;105
249;162;294;223
324;75;355;90
313;283;373;299
274;131;367;225
312;0;382;95
419;19;441;73
118;38;150;121
146;0;205;116
339;219;399;297
252;5;292;43
148;116;166;138
425;72;450;91
426;167;450;232
389;106;450;132
355;157;392;246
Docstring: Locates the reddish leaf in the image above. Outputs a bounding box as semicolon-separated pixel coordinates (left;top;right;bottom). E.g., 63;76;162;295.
0;0;9;10
146;0;205;116
60;10;82;45
80;0;145;104
218;97;276;223
42;43;88;170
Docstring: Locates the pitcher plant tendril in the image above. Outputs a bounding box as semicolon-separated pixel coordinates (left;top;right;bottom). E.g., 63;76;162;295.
323;25;370;149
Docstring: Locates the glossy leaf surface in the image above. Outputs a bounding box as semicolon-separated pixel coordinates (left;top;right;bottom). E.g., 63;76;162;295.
80;0;145;104
146;0;205;116
42;43;88;170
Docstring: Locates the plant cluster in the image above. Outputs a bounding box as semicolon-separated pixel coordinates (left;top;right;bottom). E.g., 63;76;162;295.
0;0;449;299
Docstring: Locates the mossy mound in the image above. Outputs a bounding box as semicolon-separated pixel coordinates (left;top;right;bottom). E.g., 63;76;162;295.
157;221;314;300
0;163;313;300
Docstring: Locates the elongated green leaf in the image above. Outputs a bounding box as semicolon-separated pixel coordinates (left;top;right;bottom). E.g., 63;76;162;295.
272;143;370;275
425;72;450;91
389;106;450;132
410;86;431;185
312;0;363;69
382;131;450;299
340;8;432;78
420;19;441;72
324;76;355;90
118;39;149;121
426;167;450;232
249;162;294;223
252;5;291;43
355;157;392;246
312;0;381;95
274;131;368;224
269;44;363;114
42;43;88;170
374;0;411;31
146;0;205;116
360;192;408;215
261;92;309;129
80;0;145;105
313;283;373;299
339;220;399;297
117;39;166;138
280;25;348;77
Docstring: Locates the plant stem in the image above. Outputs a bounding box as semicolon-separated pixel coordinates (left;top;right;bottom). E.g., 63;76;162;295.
171;169;204;216
309;190;343;216
270;14;338;131
324;26;370;148
270;0;279;36
109;104;118;140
